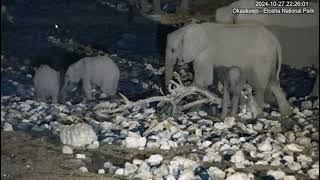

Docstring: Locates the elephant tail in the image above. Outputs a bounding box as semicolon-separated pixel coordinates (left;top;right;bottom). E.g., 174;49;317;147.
275;38;282;82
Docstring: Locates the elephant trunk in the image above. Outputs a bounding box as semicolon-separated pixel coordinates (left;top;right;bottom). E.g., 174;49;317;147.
165;55;177;86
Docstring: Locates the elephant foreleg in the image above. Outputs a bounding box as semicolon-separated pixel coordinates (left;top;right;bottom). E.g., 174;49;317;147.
231;92;240;117
82;78;93;101
221;83;231;118
192;58;213;88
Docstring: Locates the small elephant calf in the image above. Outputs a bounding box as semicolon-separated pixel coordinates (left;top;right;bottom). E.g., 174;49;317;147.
33;65;61;103
215;66;245;118
61;55;120;101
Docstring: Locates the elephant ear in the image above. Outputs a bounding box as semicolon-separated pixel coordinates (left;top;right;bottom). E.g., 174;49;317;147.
181;24;208;63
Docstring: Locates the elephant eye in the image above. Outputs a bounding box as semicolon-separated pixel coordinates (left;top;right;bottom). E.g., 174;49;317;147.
171;48;175;53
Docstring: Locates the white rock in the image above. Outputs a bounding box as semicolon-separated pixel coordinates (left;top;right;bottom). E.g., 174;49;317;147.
297;155;313;168
203;152;222;163
146;154;163;166
98;169;105;174
198;111;207;117
276;133;286;143
178;169;197;180
103;162;113;169
87;140;100;149
284;144;304;152
201;141;212;148
62;145;73;155
288;97;297;103
208;167;226;179
76;154;86;159
138;162;150;173
231;150;245;163
147;141;161;149
258;139;272;152
100;122;115;132
226;172;248;180
283;156;295;164
151;164;169;177
166;175;176;180
132;159;144;165
271;111;281;117
308;168;319;179
115;168;125;176
302;109;313;116
79;166;88;173
123;136;146;149
287;162;302;171
3;122;13;132
60;123;97;147
267;170;286;180
170;156;199;171
301;101;313;110
124;162;138;176
284;175;296;180
134;172;153;179
270;159;281;166
224;117;236;127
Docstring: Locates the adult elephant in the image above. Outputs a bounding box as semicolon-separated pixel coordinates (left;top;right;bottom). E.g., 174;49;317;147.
165;22;292;115
215;0;319;96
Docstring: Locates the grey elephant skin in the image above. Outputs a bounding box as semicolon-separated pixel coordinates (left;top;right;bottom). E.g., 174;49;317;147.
165;22;291;116
61;55;120;101
215;0;319;96
215;66;246;118
33;65;61;103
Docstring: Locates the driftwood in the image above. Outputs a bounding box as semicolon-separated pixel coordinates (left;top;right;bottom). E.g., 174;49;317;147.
94;72;221;118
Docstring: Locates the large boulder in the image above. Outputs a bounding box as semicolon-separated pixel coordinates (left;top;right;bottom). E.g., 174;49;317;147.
60;123;97;147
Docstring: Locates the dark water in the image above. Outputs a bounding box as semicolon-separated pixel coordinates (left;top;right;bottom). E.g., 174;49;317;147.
1;0;176;70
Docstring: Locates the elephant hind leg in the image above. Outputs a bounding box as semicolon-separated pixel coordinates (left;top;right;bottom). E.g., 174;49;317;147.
269;80;292;116
82;78;93;100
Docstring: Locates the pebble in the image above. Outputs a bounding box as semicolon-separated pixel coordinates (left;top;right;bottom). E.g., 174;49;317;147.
208;167;226;179
302;109;313;116
123;136;146;149
284;175;297;180
79;166;88;173
271;111;281;117
267;170;286;180
115;168;125;176
285;144;304;152
75;154;86;159
258;139;272;152
98;169;105;174
308;168;319;179
226;172;248;180
146;154;163;166
287;162;302;171
3;122;13;131
124;162;138;176
178;169;197;180
301;101;313;110
62;145;73;155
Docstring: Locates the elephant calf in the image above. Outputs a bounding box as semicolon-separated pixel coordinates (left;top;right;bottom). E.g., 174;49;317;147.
215;66;245;118
33;65;61;103
61;55;120;101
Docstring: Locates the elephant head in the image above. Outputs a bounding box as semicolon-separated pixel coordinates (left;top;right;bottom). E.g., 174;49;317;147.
60;61;84;100
164;23;210;86
165;29;184;86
